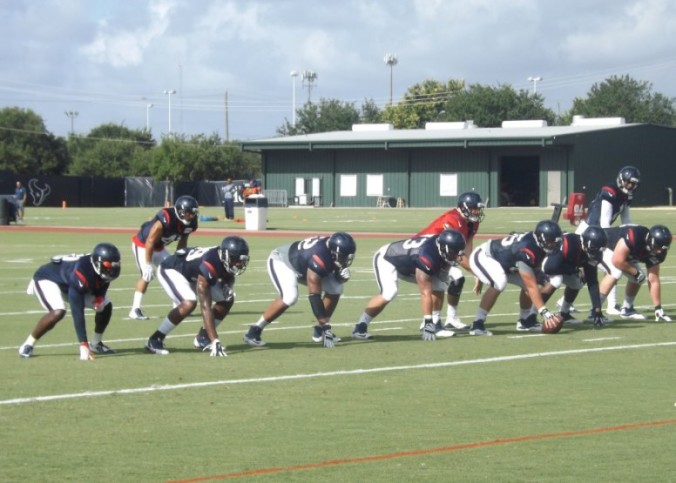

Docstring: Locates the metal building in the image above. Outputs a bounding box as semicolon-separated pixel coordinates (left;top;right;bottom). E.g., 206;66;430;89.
240;117;676;208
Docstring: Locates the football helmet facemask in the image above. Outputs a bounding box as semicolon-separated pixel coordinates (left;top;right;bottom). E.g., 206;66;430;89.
219;236;250;276
616;166;640;195
327;232;356;269
174;195;199;225
647;224;672;255
534;220;563;254
457;191;485;223
581;225;608;260
90;243;121;281
436;229;466;264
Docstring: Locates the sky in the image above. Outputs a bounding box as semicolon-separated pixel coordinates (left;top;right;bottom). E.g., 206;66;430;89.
1;0;676;141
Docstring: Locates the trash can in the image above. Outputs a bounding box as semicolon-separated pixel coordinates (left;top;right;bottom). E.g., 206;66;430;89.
0;197;9;225
244;195;268;231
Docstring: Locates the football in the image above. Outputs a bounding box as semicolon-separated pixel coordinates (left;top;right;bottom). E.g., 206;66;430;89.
541;313;564;334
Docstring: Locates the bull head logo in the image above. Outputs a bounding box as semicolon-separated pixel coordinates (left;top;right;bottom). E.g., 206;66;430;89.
28;179;51;206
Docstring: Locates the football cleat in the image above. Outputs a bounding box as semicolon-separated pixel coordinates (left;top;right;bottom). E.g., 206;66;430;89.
145;337;169;355
351;322;373;340
243;325;266;347
444;318;469;330
605;304;622;316
90;342;116;354
559;312;582;325
469;319;493;336
18;344;33;359
312;325;342;343
129;308;150;320
620;306;646;320
193;333;210;350
434;322;456;338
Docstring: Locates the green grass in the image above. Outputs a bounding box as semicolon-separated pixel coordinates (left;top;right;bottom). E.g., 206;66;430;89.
0;207;675;482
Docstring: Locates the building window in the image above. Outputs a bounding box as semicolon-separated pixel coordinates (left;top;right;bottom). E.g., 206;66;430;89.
439;173;458;197
366;174;384;197
340;174;357;197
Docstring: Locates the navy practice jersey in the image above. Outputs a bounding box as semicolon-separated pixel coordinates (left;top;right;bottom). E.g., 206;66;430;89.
33;254;111;337
383;235;448;277
160;246;235;286
287;236;336;281
542;233;602;308
542;233;598;275
605;225;667;268
488;232;547;273
586;183;631;227
132;207;198;251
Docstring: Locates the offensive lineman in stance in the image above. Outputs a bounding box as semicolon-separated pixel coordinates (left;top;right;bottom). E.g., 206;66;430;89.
243;232;357;348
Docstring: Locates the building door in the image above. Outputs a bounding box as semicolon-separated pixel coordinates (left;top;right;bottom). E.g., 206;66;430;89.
500;156;539;206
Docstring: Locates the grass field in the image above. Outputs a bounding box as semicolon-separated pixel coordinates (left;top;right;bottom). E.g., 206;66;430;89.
1;206;675;482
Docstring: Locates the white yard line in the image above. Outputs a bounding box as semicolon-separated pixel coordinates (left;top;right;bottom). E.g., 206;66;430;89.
2;340;675;406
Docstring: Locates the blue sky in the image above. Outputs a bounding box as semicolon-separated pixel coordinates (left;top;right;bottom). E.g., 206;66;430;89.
1;0;675;140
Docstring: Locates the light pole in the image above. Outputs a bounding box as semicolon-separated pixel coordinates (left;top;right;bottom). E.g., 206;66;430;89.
145;103;153;131
163;89;176;134
527;76;542;94
64;111;79;134
384;53;398;105
290;71;299;127
301;70;317;102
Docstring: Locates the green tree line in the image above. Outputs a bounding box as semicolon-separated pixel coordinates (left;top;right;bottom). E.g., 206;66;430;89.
2;75;674;178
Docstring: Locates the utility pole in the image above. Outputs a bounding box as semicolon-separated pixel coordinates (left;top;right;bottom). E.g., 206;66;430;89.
527;76;542;94
224;90;229;142
64;111;79;134
301;70;318;102
384;53;398;105
163;89;176;134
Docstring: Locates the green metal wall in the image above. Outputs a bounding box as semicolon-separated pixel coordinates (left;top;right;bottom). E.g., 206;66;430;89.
408;148;490;207
564;125;676;206
260;125;676;208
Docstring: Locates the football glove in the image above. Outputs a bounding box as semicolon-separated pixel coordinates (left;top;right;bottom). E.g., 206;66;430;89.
93;296;105;312
141;263;154;282
633;268;646;284
80;342;95;361
421;319;436;341
322;325;336;348
591;308;606;328
655;306;672;322
204;339;227;357
538;307;556;322
336;267;351;283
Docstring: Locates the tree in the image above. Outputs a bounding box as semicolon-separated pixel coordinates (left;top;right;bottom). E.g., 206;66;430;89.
381;79;465;129
442;84;556;127
277;98;380;135
564;75;676;126
149;134;260;182
67;123;155;177
0;107;69;175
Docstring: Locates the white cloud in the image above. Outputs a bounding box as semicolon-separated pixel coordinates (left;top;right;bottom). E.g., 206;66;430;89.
561;0;676;62
80;0;176;67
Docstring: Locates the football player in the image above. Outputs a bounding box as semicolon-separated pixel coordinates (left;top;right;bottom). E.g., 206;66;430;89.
129;195;199;320
415;191;485;331
565;165;640;314
19;243;122;360
243;232;356;348
469;220;563;335
598;224;671;321
352;229;466;341
539;226;608;327
145;236;250;356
